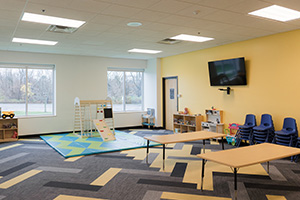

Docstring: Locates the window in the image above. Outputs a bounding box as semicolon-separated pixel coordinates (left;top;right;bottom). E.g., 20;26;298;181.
0;63;55;117
107;69;143;112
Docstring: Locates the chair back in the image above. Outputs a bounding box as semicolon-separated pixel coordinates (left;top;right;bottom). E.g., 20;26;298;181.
283;117;297;132
260;114;274;129
245;114;256;126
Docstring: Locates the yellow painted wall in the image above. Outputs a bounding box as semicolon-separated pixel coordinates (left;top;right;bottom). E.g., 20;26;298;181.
161;29;300;131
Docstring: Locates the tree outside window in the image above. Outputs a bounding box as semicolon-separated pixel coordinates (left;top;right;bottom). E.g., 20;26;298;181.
107;70;143;111
0;64;55;116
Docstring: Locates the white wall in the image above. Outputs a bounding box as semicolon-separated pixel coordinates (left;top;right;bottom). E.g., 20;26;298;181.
144;58;162;127
0;50;147;135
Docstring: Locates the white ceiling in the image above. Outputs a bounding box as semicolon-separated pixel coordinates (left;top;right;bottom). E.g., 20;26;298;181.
1;0;300;60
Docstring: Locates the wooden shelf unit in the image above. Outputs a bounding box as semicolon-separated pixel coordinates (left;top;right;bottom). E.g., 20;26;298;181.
201;109;224;133
0;118;18;142
173;114;202;133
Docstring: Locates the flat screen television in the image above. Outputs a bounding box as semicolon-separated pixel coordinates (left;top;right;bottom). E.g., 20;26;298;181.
208;57;247;86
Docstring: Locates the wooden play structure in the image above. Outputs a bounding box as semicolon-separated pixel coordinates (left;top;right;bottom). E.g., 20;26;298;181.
73;97;116;141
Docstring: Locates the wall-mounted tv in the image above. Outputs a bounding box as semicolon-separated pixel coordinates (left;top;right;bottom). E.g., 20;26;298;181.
208;57;247;86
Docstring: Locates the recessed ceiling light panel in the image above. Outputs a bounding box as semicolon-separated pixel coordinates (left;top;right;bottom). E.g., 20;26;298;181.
12;37;58;45
22;12;86;28
128;48;162;54
127;22;142;27
249;5;300;22
170;34;214;42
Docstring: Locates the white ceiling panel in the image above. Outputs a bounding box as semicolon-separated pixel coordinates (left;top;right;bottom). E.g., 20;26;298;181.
147;0;192;14
69;0;111;13
0;0;27;11
0;0;300;59
101;0;161;9
100;5;142;18
27;0;74;8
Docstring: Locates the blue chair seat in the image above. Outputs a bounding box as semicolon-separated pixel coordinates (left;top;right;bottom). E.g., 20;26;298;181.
238;124;255;129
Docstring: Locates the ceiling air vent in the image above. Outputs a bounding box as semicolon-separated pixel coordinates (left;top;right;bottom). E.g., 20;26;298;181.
47;25;78;34
158;38;181;45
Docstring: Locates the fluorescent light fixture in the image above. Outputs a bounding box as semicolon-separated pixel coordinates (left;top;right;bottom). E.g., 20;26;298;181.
249;5;300;22
170;34;214;42
128;48;162;54
12;37;58;45
22;12;85;28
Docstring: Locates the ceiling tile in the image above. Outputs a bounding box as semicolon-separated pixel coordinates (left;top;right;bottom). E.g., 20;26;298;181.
148;0;192;14
100;4;142;18
69;0;111;13
0;0;27;11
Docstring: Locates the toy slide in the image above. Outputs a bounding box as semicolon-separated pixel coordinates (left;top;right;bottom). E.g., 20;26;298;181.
93;119;116;142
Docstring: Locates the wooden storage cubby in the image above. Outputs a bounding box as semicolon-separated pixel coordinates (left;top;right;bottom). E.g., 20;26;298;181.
0;118;18;142
173;114;202;133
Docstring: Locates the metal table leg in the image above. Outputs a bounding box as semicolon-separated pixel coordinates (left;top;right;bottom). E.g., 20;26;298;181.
267;161;269;174
146;140;149;164
201;159;206;191
234;168;237;200
163;144;165;170
203;139;206;153
222;136;224;150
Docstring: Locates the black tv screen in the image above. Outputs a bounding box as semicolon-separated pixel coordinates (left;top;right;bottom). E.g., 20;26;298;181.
208;57;247;86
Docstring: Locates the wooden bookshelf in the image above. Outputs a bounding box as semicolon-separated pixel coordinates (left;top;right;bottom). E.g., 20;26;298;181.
0;118;18;142
173;114;202;133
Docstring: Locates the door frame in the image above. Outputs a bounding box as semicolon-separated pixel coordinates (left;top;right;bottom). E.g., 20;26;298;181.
162;76;178;129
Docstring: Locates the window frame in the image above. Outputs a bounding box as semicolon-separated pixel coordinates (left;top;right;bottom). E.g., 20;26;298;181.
107;68;144;112
0;62;56;117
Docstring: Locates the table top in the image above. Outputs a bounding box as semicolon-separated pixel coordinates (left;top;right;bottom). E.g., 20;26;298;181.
144;130;226;144
197;143;300;168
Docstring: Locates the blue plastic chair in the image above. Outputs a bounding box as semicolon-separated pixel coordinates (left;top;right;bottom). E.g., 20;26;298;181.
252;114;274;144
235;114;256;147
273;118;298;147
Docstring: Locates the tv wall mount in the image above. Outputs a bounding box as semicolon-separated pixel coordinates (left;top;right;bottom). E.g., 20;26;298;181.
219;87;231;95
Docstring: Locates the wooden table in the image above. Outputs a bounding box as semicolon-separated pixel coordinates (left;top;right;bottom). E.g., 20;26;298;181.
197;143;300;200
144;131;226;169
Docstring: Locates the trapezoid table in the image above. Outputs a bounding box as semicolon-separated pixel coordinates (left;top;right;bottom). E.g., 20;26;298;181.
144;130;226;169
197;143;300;200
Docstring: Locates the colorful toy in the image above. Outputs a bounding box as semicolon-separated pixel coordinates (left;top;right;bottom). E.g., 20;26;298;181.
2;111;15;119
183;107;189;114
228;123;240;135
225;123;240;146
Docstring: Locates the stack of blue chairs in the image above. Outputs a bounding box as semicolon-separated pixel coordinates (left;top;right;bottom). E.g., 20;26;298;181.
273;118;298;147
235;114;256;147
252;114;274;144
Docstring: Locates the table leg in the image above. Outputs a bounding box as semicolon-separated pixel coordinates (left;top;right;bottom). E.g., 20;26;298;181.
234;168;237;200
163;144;165;170
222;137;224;150
201;159;206;191
203;139;206;153
146;140;149;164
267;161;269;174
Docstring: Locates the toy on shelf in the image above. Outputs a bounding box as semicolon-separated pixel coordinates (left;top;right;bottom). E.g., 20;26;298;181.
1;111;15;119
142;108;155;128
183;107;189;115
73;97;116;141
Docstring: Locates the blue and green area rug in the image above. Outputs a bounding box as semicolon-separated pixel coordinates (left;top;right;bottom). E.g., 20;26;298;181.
40;131;160;158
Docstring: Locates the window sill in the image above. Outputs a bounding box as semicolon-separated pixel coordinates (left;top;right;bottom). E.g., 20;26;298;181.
114;111;146;114
15;115;57;119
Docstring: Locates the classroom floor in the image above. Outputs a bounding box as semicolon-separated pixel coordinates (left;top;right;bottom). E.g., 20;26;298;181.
0;129;299;200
